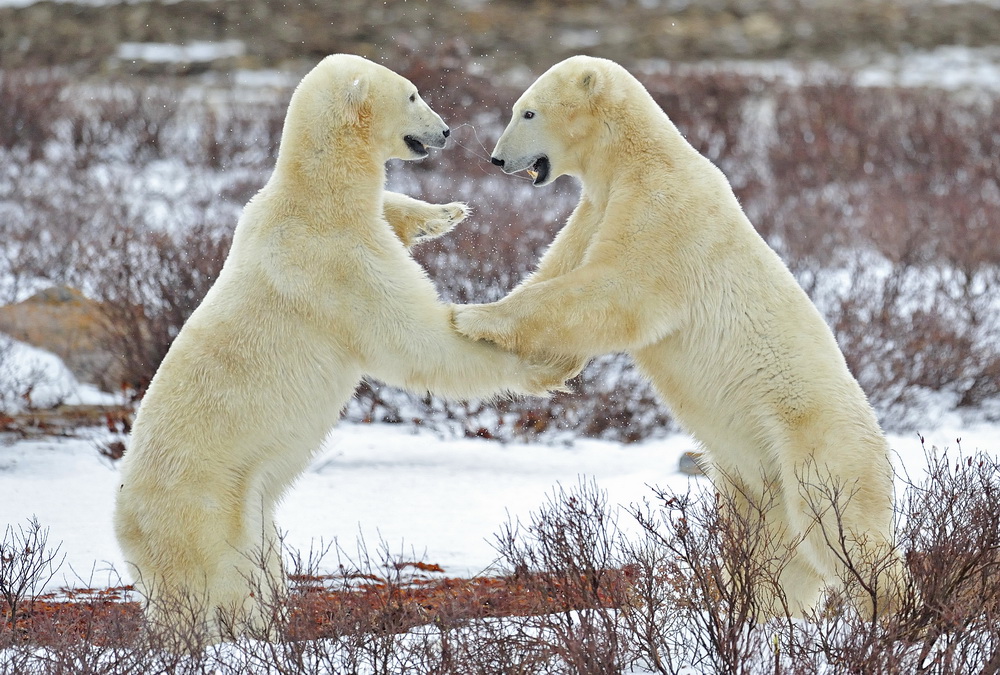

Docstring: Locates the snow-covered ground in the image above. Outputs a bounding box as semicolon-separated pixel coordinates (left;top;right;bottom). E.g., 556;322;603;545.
0;403;701;590
0;334;119;413
1;336;998;594
115;40;245;65
637;45;1000;95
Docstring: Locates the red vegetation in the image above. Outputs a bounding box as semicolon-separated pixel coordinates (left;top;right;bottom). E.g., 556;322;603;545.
4;569;636;646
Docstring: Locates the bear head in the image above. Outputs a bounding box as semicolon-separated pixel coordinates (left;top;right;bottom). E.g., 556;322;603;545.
281;54;450;168
491;55;636;187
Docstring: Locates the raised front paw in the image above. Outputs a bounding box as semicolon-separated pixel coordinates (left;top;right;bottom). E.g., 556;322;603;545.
451;302;517;352
414;202;470;243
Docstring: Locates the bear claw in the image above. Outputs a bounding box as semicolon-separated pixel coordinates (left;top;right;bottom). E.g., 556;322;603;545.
416;202;469;242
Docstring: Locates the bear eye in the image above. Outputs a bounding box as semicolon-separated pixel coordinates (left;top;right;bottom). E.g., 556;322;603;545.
409;93;416;103
523;110;535;119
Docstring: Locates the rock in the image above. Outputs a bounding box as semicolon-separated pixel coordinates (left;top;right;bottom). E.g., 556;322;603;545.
26;285;84;304
0;286;118;391
678;450;706;476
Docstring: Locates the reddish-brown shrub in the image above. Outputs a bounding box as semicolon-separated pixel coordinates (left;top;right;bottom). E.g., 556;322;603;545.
1;58;998;437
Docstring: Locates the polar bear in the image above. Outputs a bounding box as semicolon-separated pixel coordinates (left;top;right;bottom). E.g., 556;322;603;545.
454;55;904;618
114;54;578;641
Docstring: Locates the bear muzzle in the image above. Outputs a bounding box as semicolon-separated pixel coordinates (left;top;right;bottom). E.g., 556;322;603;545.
403;128;449;158
489;151;549;185
492;154;550;185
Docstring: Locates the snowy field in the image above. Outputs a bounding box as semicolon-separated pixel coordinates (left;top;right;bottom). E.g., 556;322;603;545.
1;335;998;595
1;34;998;669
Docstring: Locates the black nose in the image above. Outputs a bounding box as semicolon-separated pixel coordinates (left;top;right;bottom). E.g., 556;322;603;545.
491;157;504;167
443;128;450;138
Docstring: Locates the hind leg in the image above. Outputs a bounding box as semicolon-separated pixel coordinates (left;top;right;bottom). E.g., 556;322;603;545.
779;456;905;618
712;464;821;619
115;495;222;641
208;511;287;640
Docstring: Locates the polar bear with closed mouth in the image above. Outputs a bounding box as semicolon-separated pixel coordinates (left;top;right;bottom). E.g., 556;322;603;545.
453;55;906;618
114;54;579;641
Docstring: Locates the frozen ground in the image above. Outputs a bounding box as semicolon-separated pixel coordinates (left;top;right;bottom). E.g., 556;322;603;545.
0;334;118;413
0;414;700;590
639;45;1000;94
1;336;998;593
115;40;246;64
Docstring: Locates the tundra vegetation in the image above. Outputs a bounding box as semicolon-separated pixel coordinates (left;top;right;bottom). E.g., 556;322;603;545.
1;44;998;672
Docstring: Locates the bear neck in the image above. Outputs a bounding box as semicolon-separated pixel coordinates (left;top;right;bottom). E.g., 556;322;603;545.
579;99;693;201
273;129;385;208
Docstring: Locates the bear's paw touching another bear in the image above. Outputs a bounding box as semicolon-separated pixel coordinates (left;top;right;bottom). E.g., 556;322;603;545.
454;55;907;620
114;54;580;642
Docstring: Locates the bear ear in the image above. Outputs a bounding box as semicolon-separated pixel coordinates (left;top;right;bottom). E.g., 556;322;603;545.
578;69;602;97
344;73;370;109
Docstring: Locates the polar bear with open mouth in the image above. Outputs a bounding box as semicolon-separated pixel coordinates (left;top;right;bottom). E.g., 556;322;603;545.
115;54;580;640
455;55;905;619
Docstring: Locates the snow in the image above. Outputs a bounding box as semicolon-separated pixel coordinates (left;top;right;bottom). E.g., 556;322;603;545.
1;340;998;593
852;46;1000;93
0;335;120;413
0;419;703;590
638;45;1000;94
115;40;246;65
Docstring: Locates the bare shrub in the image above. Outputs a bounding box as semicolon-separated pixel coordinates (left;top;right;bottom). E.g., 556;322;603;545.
825;259;1000;429
65;81;181;166
3;446;999;672
488;479;634;674
0;175;90;305
628;480;795;674
88;221;232;397
765;445;1000;673
745;79;1000;429
236;536;452;674
317;539;446;674
0;70;63;162
0;518;65;645
182;91;287;172
445;618;560;675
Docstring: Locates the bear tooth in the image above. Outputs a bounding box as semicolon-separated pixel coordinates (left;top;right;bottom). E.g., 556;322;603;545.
527;170;538;179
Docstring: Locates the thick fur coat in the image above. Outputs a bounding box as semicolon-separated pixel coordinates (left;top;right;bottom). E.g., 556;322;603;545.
114;54;576;639
454;55;904;617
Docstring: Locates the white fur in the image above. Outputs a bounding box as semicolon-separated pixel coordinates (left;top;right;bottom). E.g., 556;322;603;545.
114;54;578;640
454;55;905;617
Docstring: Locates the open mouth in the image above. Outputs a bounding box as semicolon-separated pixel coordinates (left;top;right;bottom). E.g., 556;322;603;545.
403;135;428;157
525;156;550;185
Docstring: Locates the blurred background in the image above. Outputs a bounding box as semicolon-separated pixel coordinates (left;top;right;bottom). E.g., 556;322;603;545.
1;0;998;441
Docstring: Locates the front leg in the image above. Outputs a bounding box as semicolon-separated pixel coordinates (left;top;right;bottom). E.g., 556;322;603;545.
451;197;605;352
382;191;469;248
453;263;679;357
450;302;520;352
